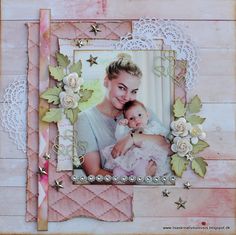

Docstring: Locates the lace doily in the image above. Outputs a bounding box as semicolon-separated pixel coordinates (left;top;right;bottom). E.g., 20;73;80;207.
116;18;199;90
115;33;157;49
0;78;27;152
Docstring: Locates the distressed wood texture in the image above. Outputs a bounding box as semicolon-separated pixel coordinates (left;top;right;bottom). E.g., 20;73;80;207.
1;187;236;218
1;0;236;234
0;159;235;188
2;20;236;103
1;77;235;105
3;21;236;50
133;188;236;217
1;103;235;160
2;47;236;76
2;0;236;20
0;216;235;234
1;130;236;161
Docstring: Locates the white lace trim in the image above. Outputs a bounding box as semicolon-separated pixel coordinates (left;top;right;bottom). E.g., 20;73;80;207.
0;78;27;152
115;18;199;90
115;32;157;50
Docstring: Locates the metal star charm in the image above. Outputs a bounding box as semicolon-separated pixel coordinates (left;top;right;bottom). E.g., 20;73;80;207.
89;23;101;36
75;39;84;48
86;54;98;67
162;189;170;197
184;181;192;189
52;180;63;191
38;167;47;176
175;197;187;209
43;153;51;160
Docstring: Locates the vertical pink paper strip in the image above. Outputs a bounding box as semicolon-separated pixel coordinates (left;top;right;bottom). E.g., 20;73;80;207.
38;9;51;231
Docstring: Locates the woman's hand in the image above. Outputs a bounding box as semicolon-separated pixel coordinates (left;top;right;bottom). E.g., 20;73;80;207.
111;134;133;158
146;160;157;176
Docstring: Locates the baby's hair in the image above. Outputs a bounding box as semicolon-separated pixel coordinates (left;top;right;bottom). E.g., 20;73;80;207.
123;100;147;117
106;53;142;80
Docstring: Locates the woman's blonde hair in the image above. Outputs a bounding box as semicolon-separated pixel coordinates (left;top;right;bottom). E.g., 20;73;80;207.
106;53;142;80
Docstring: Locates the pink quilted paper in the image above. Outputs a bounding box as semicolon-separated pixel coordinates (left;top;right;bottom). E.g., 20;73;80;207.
26;21;133;222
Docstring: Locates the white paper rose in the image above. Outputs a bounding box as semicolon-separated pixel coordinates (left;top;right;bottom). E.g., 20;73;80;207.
190;124;206;144
63;72;83;93
59;90;80;109
171;117;192;137
171;137;193;157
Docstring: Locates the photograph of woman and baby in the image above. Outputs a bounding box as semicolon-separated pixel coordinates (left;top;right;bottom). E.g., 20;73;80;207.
75;51;173;184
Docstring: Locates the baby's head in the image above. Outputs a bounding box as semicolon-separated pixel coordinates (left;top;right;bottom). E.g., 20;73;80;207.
123;100;149;129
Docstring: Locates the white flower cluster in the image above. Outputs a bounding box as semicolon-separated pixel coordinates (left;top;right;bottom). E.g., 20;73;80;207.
170;117;206;158
59;72;84;109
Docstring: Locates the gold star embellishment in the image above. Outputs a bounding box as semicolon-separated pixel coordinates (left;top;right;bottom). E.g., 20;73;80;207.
184;181;192;189
52;180;64;191
86;54;98;67
175;197;187;209
43;153;51;160
162;189;170;197
38;167;47;177
75;39;84;48
89;23;101;36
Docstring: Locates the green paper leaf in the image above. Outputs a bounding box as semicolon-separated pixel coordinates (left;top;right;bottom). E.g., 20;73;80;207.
42;108;63;123
188;95;202;113
170;154;189;177
79;89;94;102
49;65;65;81
191;157;208;177
69;61;82;77
173;98;186;118
192;140;209;154
56;52;70;68
65;107;81;125
78;80;104;111
186;115;206;125
40;87;62;104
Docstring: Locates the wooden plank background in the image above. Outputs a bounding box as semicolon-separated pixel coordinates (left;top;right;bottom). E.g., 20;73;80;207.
1;0;236;234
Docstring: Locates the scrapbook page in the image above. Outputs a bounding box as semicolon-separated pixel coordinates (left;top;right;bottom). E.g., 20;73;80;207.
1;1;235;234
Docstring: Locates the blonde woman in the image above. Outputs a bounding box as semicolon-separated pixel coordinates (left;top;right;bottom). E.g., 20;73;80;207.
75;54;170;177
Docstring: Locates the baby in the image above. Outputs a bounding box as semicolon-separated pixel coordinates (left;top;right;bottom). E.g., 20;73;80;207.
102;100;170;177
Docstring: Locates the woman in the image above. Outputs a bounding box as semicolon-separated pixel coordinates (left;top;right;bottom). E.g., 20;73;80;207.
75;54;170;177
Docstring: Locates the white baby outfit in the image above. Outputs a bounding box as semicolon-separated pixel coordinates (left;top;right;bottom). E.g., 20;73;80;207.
101;120;170;176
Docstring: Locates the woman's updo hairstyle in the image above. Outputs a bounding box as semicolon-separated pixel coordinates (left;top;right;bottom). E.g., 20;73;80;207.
106;53;142;80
